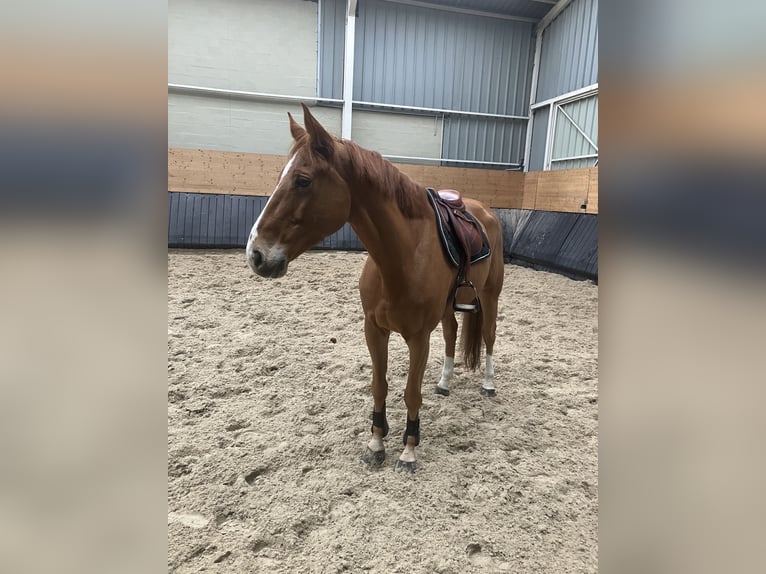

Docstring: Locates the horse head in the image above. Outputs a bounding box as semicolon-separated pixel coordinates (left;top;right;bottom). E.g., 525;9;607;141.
246;104;351;278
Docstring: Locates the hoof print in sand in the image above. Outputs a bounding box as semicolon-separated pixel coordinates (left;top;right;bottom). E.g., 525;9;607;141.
244;466;269;485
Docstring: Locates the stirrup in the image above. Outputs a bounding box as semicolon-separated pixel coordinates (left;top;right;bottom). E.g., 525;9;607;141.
453;281;481;313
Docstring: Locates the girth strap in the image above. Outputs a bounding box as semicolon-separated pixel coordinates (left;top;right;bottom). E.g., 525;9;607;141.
402;416;420;447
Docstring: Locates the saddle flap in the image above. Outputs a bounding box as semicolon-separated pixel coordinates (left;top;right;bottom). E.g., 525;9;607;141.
452;213;485;256
426;188;491;270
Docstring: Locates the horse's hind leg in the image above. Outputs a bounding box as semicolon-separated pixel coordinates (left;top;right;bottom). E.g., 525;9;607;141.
435;310;457;396
479;289;499;397
361;317;390;466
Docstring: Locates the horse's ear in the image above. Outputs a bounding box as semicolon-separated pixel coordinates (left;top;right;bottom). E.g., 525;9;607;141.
288;112;306;140
301;103;334;160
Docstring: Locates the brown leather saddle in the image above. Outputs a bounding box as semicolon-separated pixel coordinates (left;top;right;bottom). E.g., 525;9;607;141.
426;188;491;313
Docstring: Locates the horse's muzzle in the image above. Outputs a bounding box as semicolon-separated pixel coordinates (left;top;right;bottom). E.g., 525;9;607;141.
247;246;288;278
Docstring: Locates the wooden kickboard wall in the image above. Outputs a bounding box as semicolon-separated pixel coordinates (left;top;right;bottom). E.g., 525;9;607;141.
168;148;598;214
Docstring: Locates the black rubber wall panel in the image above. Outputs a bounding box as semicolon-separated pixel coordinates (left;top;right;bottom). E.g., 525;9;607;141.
168;192;363;250
557;214;598;279
168;192;266;247
168;193;597;280
494;208;598;281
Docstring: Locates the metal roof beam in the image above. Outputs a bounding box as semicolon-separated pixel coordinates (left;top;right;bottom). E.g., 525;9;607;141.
537;0;574;32
381;0;540;23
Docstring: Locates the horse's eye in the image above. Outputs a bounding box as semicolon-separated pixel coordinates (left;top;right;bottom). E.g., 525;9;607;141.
295;175;311;188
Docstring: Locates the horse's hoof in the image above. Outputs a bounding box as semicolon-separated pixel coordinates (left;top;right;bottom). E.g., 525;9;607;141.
480;387;497;398
361;447;386;466
395;459;417;473
434;385;450;396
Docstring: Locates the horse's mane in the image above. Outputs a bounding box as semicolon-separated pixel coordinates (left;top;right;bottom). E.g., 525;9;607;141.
341;139;429;219
291;134;428;219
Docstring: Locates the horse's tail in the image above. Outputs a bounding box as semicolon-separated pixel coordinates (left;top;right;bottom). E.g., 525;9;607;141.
461;308;484;371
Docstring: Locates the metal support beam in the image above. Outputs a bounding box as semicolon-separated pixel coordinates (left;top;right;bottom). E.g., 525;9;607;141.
542;102;557;170
523;28;544;171
352;100;527;121
341;0;357;140
550;153;598;163
531;83;598;109
167;83;343;105
383;154;521;168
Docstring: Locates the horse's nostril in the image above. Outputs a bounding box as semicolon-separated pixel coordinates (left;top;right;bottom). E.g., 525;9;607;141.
251;250;263;267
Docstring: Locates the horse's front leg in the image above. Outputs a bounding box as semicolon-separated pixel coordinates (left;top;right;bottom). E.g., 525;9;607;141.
361;317;390;466
397;332;430;473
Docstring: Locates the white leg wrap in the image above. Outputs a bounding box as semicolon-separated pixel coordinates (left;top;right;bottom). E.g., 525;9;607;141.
482;355;495;390
437;356;454;391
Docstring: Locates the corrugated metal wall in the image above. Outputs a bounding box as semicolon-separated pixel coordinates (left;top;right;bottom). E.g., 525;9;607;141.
528;0;598;171
439;14;535;169
536;0;598;102
319;0;534;166
352;0;533;113
318;0;345;99
441;116;526;168
551;93;598;170
318;0;345;100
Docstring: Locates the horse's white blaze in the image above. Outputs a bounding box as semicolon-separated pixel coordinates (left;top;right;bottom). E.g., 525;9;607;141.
482;354;495;390
247;153;297;249
246;153;299;271
437;356;454;391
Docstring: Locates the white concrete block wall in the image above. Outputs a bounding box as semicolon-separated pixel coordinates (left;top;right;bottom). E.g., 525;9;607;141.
169;0;321;154
168;94;341;154
351;111;442;160
168;0;447;159
169;0;318;95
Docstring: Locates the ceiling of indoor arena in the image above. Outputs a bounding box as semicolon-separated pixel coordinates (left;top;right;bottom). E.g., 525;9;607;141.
406;0;560;21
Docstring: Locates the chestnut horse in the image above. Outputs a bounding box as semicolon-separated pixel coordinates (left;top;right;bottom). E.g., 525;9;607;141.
247;104;504;472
